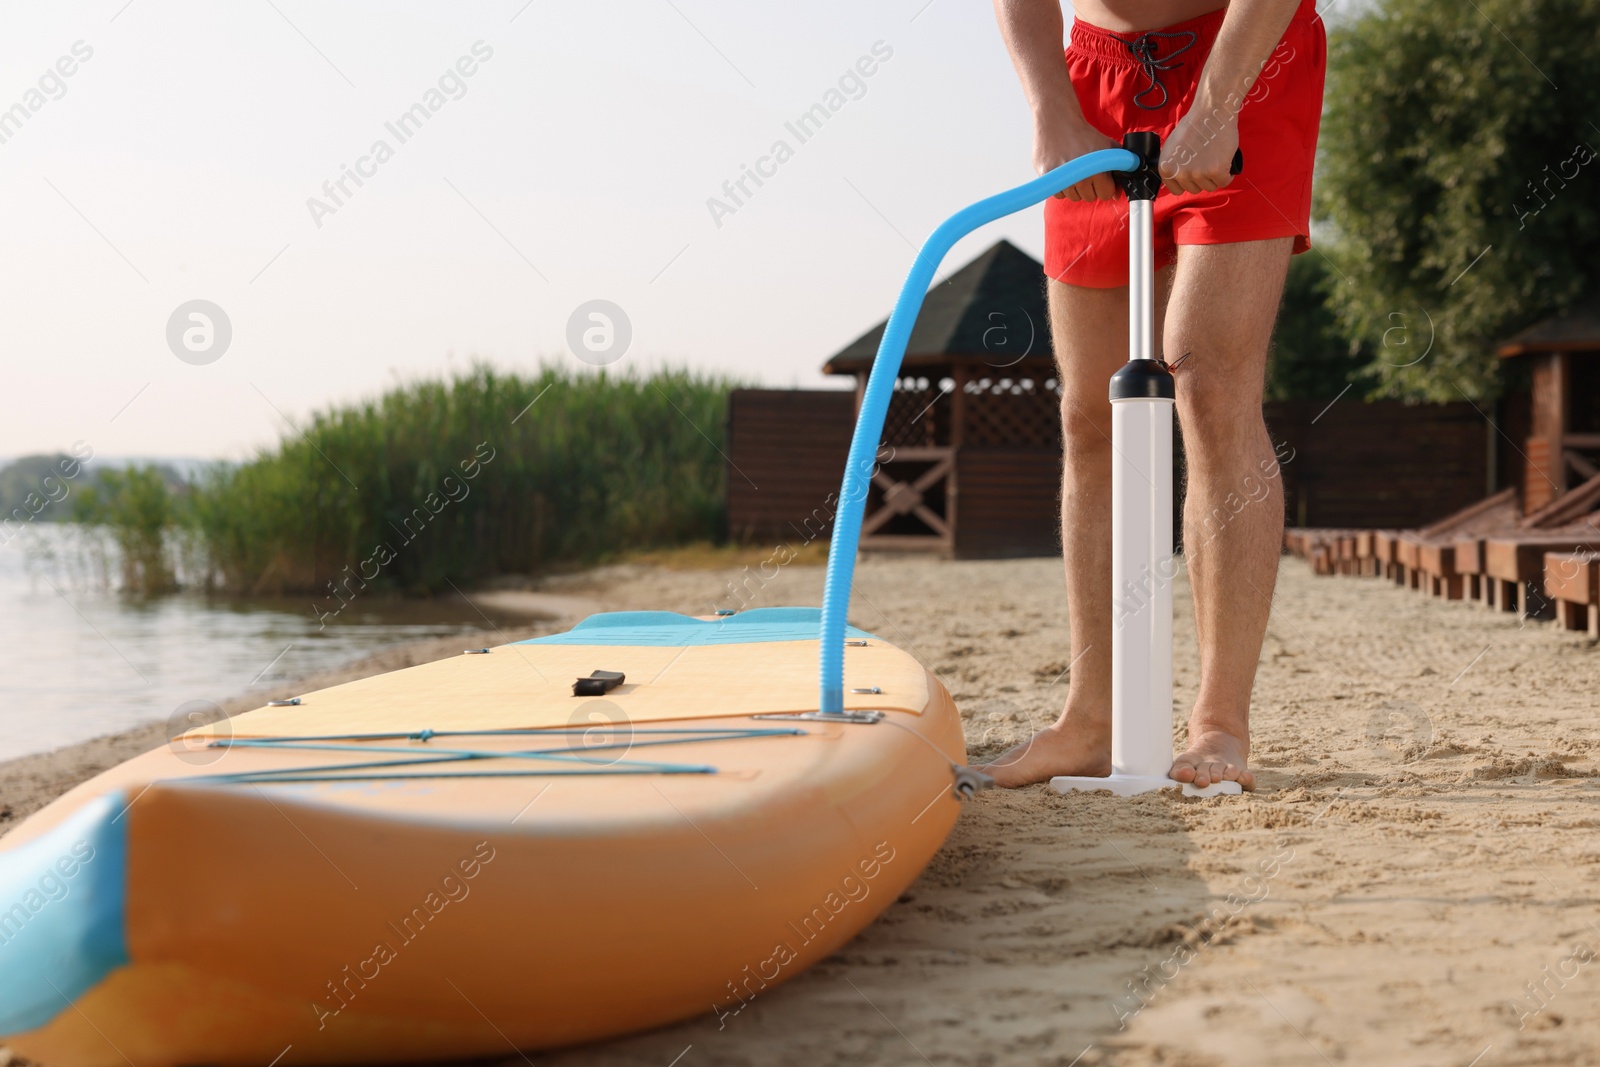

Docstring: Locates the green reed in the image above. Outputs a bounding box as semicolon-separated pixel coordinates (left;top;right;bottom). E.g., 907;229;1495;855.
150;364;732;597
72;465;182;595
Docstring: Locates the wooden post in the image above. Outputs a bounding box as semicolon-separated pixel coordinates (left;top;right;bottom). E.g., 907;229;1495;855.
950;365;966;449
1524;353;1568;510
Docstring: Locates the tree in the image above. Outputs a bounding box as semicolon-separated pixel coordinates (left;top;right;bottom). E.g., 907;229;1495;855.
1267;253;1369;400
1316;0;1600;401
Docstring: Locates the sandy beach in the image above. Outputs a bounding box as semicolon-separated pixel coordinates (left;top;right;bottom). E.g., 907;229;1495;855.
5;553;1599;1066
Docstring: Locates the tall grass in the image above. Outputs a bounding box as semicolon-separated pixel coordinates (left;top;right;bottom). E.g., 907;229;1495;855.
72;466;183;594
190;364;734;597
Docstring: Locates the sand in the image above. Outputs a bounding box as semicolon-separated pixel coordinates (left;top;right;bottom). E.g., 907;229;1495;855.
5;554;1600;1066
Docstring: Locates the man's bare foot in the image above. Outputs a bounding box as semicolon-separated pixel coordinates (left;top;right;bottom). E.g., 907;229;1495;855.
974;712;1111;788
1170;726;1255;791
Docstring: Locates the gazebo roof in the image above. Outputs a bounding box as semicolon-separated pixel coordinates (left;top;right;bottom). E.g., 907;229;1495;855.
822;239;1052;375
1497;292;1600;357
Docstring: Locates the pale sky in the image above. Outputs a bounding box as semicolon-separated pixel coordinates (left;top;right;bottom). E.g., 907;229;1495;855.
0;0;1077;460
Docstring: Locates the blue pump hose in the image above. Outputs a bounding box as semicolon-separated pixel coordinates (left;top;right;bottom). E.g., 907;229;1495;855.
817;148;1140;713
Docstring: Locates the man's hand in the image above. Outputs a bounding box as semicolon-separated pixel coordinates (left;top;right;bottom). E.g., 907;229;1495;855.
1159;106;1240;196
1036;113;1121;202
992;0;1119;202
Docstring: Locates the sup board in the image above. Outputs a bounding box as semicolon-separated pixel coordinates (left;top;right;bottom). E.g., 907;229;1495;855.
0;607;967;1066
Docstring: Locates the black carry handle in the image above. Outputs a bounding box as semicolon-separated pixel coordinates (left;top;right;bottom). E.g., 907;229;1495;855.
572;670;626;696
1230;148;1244;175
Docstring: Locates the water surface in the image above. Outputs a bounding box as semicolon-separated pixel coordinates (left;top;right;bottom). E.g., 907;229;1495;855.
0;527;519;762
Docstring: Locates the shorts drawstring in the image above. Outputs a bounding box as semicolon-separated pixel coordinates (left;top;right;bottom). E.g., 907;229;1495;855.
1124;30;1197;110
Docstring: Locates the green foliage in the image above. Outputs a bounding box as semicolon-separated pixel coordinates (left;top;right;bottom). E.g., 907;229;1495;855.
0;453;83;525
1267;254;1370;400
189;364;736;597
74;465;181;595
1316;0;1600;400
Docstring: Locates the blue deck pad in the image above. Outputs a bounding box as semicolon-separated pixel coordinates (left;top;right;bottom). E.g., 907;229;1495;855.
0;792;129;1036
519;606;879;648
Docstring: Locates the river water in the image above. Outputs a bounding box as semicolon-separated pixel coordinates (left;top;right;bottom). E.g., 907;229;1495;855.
0;526;514;763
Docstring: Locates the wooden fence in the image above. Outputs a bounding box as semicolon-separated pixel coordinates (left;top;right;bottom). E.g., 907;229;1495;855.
724;389;855;548
1263;399;1491;529
725;389;1498;555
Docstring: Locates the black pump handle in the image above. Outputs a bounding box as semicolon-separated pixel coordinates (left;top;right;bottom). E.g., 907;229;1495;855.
1119;133;1245;199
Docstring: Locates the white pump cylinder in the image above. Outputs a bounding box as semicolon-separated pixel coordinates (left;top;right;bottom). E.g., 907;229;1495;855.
1109;392;1175;778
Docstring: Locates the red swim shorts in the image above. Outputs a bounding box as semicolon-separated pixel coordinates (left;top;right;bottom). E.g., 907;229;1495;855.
1043;0;1326;287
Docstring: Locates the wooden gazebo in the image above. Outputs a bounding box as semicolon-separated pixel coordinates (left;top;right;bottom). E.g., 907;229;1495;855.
820;239;1062;556
1497;293;1600;511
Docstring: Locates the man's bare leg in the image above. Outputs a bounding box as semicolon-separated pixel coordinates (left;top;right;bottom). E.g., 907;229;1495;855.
978;268;1171;787
1165;238;1293;791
